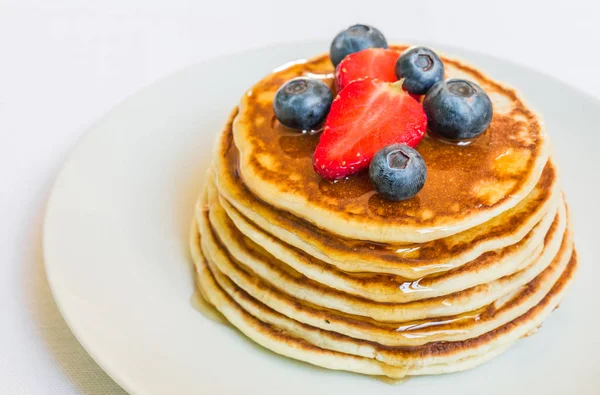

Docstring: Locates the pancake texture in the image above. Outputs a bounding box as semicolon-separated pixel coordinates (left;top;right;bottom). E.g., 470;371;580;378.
189;46;577;380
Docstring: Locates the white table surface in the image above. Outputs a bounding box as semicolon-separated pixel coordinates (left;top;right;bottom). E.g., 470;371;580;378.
1;0;599;393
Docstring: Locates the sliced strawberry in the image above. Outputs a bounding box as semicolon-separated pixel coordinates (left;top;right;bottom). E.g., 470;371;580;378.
335;48;401;91
313;78;427;180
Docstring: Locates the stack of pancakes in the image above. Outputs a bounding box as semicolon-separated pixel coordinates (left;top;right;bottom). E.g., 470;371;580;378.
190;46;577;380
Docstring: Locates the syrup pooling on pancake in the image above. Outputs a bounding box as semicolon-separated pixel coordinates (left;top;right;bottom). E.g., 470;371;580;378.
245;57;538;210
233;45;548;243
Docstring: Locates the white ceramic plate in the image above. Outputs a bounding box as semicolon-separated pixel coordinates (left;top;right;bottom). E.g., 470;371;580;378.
44;41;600;395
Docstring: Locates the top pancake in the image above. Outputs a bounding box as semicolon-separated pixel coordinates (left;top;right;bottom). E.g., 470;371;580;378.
232;45;549;243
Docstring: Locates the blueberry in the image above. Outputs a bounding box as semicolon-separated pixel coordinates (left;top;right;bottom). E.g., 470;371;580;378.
273;77;333;130
423;79;493;140
330;24;388;67
395;46;444;95
369;144;427;201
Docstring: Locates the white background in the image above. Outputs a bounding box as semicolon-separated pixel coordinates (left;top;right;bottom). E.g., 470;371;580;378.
1;0;599;393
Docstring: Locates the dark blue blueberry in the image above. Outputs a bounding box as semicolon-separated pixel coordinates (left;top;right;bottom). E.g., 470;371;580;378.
423;79;493;140
395;46;444;95
369;144;427;201
330;24;388;67
273;77;333;130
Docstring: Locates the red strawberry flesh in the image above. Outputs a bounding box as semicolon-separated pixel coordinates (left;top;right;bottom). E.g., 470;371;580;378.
335;48;401;91
313;78;427;180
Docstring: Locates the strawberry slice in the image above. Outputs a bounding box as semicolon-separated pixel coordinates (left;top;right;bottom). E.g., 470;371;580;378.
335;48;401;91
313;78;427;180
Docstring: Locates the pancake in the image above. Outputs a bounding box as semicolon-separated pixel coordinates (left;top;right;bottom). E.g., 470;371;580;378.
231;45;549;243
193;239;514;378
215;110;559;278
197;194;573;346
207;178;565;308
191;221;578;377
215;182;563;304
190;43;577;380
202;239;576;366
